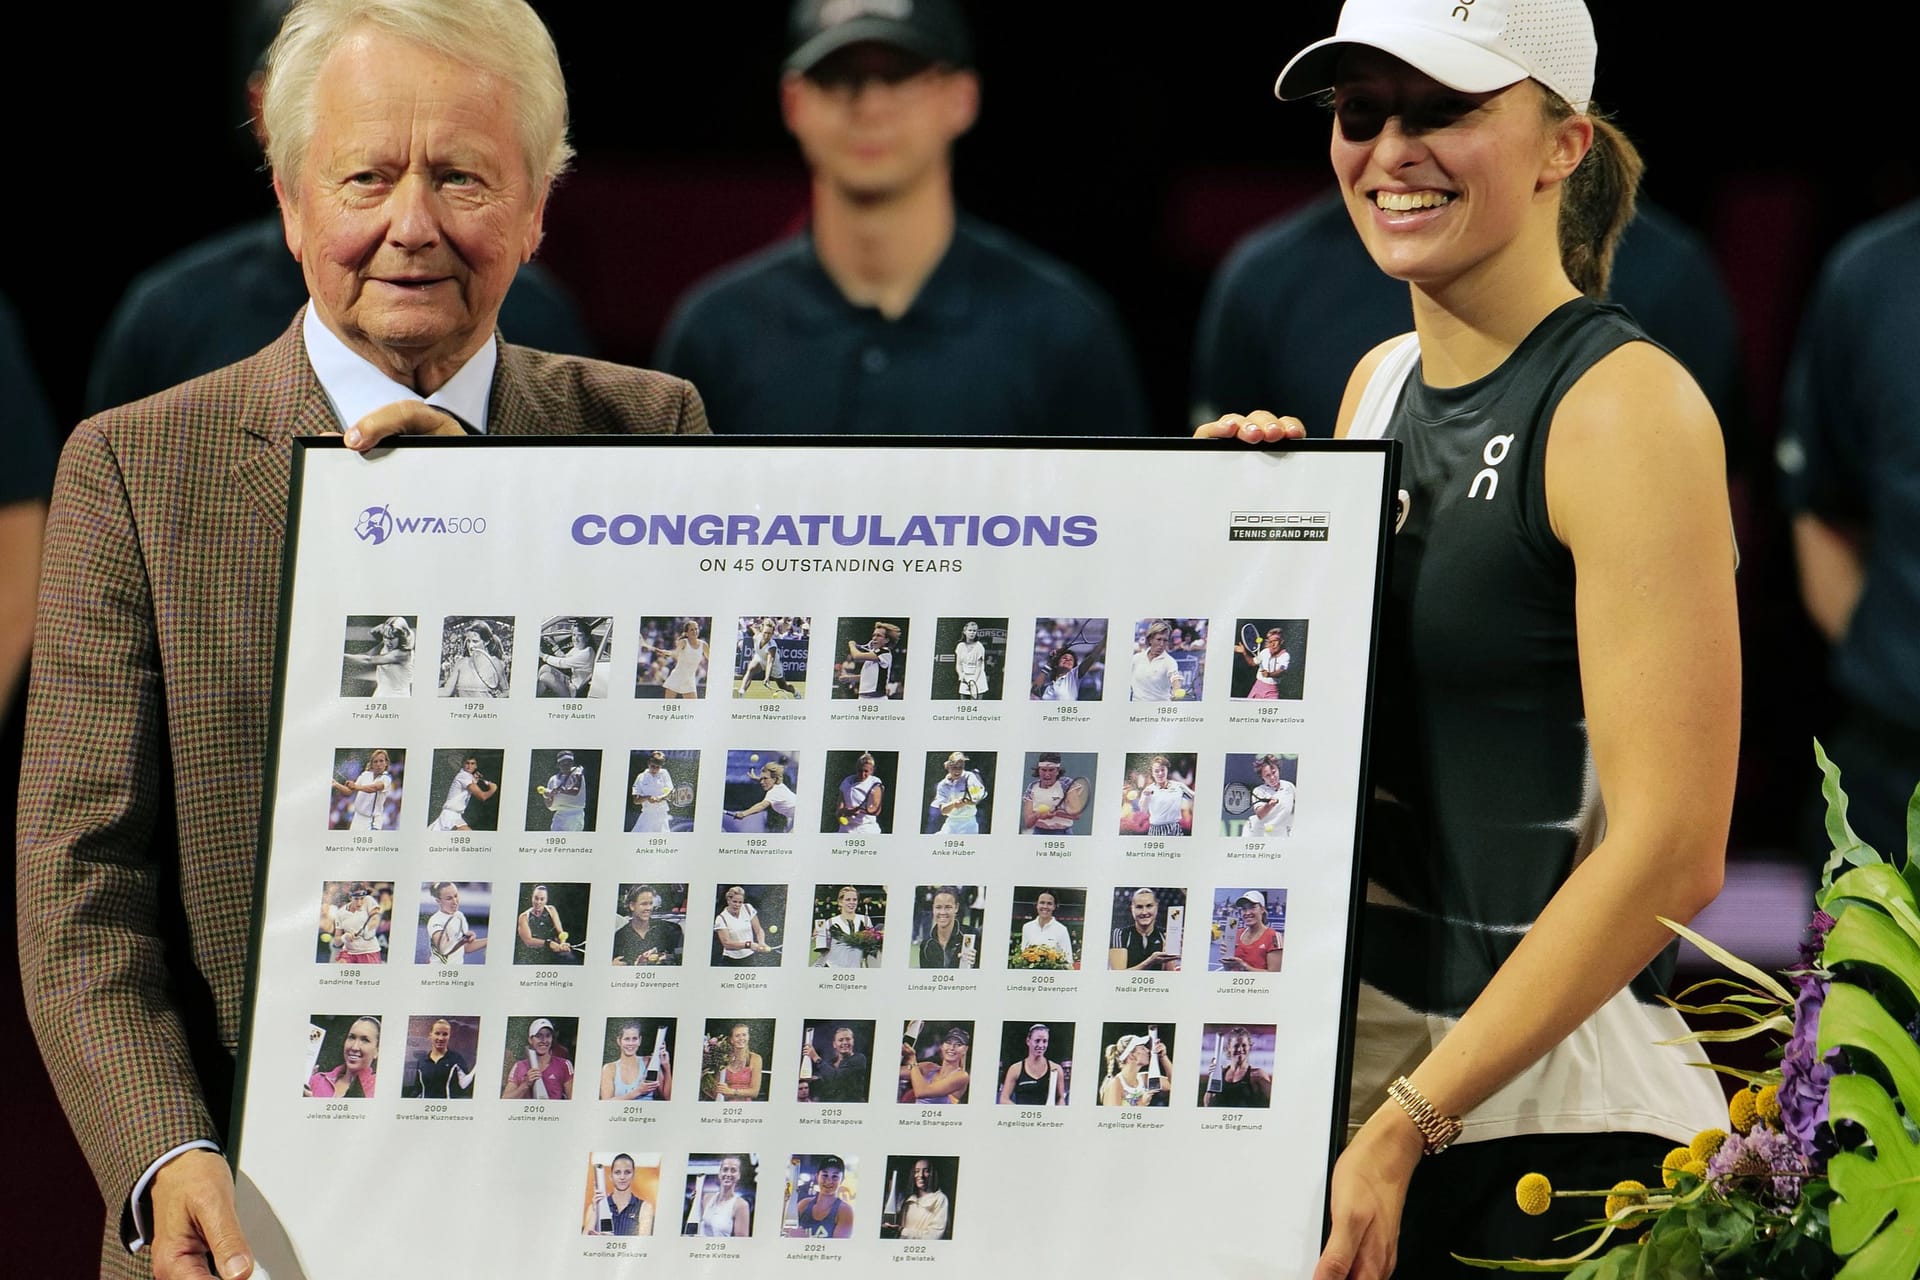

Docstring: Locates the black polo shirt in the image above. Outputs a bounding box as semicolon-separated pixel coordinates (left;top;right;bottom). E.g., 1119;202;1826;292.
656;217;1149;438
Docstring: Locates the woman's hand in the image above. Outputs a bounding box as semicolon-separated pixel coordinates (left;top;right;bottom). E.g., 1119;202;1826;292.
1194;410;1307;443
1313;1105;1424;1280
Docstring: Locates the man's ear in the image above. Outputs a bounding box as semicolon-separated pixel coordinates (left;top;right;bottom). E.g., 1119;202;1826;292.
273;173;303;261
945;69;981;141
522;179;551;262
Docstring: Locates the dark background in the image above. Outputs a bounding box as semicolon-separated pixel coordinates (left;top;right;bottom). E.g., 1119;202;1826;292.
8;2;1905;1271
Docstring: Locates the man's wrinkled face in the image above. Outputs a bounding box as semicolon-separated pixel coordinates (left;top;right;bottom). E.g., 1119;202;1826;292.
277;28;548;384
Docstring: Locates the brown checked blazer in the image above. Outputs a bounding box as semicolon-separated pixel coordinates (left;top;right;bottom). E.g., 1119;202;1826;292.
15;316;706;1277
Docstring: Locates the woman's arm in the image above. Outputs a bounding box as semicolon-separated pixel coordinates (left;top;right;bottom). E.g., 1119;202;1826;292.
599;1062;617;1100
638;1201;655;1236
909;1063;969;1100
1320;345;1737;1277
999;1062;1021;1104
833;1201;854;1239
750;913;768;949
732;1198;750;1237
731;797;770;819
1263;940;1284;973
1100;1077;1120;1107
547;908;567;952
516;911;535;948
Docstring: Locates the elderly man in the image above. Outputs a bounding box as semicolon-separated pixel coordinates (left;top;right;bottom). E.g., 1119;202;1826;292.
16;2;705;1276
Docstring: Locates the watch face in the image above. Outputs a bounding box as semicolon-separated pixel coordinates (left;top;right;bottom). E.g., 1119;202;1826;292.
1222;783;1253;815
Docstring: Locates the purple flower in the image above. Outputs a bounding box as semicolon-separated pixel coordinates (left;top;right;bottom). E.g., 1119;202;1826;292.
1706;1126;1807;1206
1778;975;1840;1166
1793;910;1835;995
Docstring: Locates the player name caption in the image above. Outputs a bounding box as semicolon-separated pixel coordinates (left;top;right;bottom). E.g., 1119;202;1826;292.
445;702;500;722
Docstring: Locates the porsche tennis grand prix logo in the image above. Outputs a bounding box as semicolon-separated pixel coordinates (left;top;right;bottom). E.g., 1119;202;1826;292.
1227;512;1329;542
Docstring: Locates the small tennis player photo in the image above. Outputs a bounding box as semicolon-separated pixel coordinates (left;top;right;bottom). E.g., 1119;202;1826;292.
316;880;391;964
1196;1023;1276;1109
1105;885;1187;972
525;747;601;833
834;616;908;701
921;750;995;835
681;1153;758;1237
1018;750;1097;836
1220;752;1299;838
401;1014;480;1100
1128;618;1207;702
930;617;1007;701
1117;752;1197;836
626;748;699;834
635;614;712;699
1008;886;1086;971
423;747;502;831
513;881;590;965
711;884;788;968
437;615;514;699
415;879;490;967
1030;617;1106;701
821;748;897;834
797;1019;876;1103
327;746;404;831
808;884;886;969
534;614;611;698
721;749;801;834
878;1155;959;1241
782;1153;861;1238
1097;1021;1175;1108
499;1014;578;1101
338;614;416;697
733;615;807;699
1231;618;1309;700
598;1016;675;1103
582;1150;661;1237
609;882;687;967
303;1012;383;1099
995;1020;1073;1106
1209;887;1287;973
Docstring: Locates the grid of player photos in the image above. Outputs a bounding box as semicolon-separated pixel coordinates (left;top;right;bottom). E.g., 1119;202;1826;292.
301;607;1319;1249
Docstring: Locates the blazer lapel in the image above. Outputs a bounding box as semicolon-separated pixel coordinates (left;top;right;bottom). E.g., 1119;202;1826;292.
232;314;340;528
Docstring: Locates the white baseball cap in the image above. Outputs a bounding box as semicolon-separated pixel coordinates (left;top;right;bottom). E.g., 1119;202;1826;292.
1275;0;1596;114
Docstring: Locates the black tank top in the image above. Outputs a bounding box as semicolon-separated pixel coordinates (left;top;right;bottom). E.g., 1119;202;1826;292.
1010;1062;1052;1105
1362;297;1677;1016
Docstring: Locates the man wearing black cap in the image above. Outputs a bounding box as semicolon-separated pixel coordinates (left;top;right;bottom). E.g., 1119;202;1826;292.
656;0;1149;438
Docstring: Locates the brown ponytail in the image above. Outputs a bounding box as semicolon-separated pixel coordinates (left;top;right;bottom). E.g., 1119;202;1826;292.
1544;95;1645;297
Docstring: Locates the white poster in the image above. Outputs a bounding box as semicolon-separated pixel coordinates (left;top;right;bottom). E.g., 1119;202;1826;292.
235;438;1394;1278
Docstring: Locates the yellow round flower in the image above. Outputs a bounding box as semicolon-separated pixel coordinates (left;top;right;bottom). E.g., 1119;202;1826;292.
1603;1179;1648;1222
1754;1083;1782;1125
1660;1146;1693;1188
1514;1172;1552;1216
1682;1159;1709;1180
1728;1088;1758;1134
1690;1128;1729;1163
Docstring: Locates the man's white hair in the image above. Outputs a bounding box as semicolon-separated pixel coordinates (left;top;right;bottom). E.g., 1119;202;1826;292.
262;0;573;190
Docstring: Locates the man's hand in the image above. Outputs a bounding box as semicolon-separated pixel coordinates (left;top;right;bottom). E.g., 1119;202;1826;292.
1193;410;1307;443
340;401;469;452
151;1149;253;1279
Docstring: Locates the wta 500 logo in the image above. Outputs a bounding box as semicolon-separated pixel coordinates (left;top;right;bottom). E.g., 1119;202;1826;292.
352;504;489;546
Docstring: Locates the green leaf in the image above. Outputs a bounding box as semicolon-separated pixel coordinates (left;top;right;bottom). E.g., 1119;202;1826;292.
1820;908;1920;1016
1655;1017;1794;1045
1815;739;1880;884
1905;779;1920;900
1821;1072;1920;1279
1658;915;1794;1003
1820;865;1920;953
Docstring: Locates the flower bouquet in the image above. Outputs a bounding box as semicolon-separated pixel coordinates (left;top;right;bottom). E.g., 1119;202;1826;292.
1008;943;1072;971
698;1034;732;1101
1467;744;1920;1278
846;927;885;958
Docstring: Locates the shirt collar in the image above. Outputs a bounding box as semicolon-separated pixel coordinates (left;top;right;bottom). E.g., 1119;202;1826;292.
302;305;497;433
790;221;974;330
